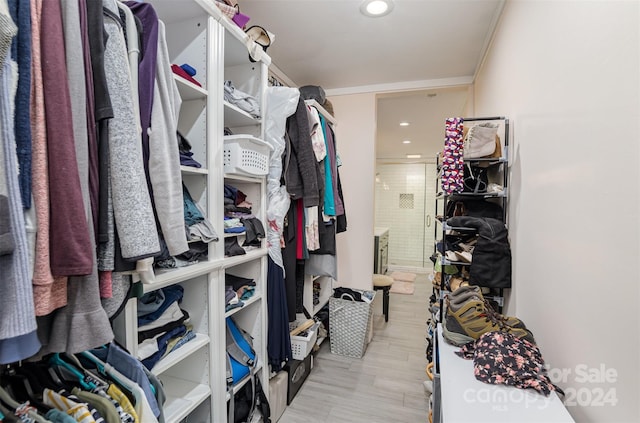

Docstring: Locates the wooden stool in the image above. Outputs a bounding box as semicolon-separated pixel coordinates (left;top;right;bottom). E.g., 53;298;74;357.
373;274;394;322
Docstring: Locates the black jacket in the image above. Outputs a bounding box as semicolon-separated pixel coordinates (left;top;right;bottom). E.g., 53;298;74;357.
447;216;511;288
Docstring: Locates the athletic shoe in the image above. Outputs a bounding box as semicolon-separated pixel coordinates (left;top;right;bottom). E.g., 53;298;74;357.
443;296;535;346
449;285;527;329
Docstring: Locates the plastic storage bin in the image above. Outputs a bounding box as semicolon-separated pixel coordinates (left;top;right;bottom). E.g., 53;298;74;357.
329;292;375;358
223;135;272;176
290;322;320;360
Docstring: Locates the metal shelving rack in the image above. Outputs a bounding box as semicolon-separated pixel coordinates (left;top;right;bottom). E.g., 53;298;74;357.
432;116;510;323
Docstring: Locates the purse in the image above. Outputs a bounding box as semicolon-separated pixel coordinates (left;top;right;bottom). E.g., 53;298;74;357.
463;122;500;159
463;164;488;193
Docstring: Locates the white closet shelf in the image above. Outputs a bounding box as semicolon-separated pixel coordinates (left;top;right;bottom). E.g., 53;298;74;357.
180;165;208;175
219;247;267;269
304;99;337;126
151;333;210;376
224;173;266;183
161;377;211;423
144;261;217;294
174;75;208;100
225;293;262;318
227;360;264;399
224;101;262;127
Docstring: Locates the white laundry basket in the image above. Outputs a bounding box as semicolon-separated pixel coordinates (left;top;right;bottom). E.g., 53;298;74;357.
223;135;272;176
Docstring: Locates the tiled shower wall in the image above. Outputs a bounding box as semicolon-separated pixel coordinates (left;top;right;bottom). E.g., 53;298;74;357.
375;163;437;270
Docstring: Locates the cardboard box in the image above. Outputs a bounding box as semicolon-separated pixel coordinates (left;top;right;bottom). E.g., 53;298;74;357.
284;354;312;405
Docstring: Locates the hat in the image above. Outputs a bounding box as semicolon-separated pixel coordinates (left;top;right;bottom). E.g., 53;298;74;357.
245;25;273;62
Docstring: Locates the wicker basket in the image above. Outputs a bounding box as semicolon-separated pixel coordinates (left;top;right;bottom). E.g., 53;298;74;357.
329;293;375;358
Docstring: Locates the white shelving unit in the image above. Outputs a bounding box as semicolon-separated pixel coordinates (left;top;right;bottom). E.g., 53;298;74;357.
303;275;332;317
112;1;271;422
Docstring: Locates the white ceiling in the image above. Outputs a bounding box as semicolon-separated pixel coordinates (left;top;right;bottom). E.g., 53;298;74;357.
238;0;505;160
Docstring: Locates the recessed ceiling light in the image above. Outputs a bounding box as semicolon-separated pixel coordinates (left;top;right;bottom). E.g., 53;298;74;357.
406;154;421;159
360;0;394;17
399;121;410;127
402;140;411;144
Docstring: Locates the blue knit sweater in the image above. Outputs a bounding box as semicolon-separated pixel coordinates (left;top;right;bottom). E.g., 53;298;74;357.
8;0;31;209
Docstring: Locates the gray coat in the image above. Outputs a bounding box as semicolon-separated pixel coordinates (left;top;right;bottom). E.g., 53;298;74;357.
103;0;160;260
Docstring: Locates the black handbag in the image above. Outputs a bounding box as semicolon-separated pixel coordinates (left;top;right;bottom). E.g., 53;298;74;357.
463;164;488;194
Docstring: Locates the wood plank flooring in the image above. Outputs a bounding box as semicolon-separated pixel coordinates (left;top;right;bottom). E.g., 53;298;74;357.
278;273;431;423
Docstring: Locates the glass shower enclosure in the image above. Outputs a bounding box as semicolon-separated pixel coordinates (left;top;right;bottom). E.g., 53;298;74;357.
374;162;438;272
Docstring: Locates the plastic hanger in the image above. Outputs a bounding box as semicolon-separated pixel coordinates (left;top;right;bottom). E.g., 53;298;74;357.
49;354;96;391
79;351;130;390
62;353;108;389
78;351;107;376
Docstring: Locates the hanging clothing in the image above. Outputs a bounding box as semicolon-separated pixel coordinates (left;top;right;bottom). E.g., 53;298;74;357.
324;121;344;216
319;115;335;217
88;0;115;271
146;19;188;256
283;97;320;207
306;105;326;162
441;117;464;195
0;24;40;363
43;389;97;423
335;165;347;233
123;2;157;184
7;0;31;209
41;0;94;277
282;202;303;322
29;0;67;316
267;256;292;371
102;0;160;260
37;0;114;355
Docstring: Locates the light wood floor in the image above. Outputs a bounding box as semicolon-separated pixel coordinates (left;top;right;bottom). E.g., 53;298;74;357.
278;272;431;423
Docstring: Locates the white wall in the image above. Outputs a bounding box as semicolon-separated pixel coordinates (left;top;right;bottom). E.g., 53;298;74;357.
328;93;377;291
473;1;639;422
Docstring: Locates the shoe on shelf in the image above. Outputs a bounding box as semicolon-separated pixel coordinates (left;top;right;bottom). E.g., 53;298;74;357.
457;238;477;252
454;251;472;263
449;285;527;329
443;294;534;346
448;276;468;291
445;250;460;262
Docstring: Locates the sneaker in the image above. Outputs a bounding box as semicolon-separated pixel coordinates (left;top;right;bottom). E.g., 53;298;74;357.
449;285;527;329
443;297;535;346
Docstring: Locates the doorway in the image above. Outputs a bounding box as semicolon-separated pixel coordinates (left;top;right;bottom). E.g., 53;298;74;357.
374;86;469;273
374;162;438;272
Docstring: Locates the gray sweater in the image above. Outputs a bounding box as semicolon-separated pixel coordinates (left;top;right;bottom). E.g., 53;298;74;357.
103;0;160;260
148;20;188;256
283;97;320;207
0;46;40;358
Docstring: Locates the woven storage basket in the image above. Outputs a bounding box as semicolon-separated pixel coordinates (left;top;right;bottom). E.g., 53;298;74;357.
329;293;375;358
